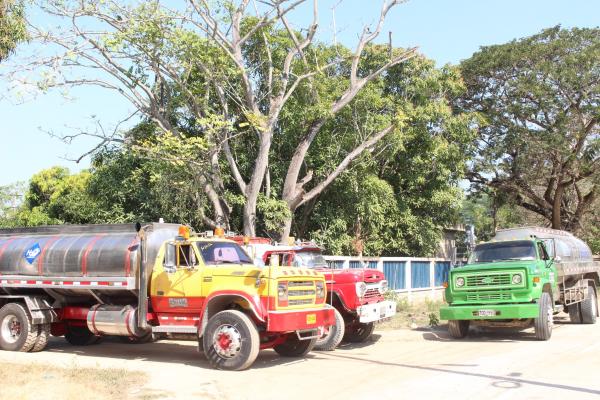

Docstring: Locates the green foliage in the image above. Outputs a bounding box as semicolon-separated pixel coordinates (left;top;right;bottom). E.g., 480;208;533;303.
0;0;27;62
459;26;600;234
303;56;475;256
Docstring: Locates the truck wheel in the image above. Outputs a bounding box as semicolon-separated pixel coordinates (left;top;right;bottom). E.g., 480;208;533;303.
202;310;259;371
273;334;317;357
65;325;101;346
568;303;582;324
448;320;470;339
31;323;51;352
0;303;38;352
534;292;553;341
581;286;598;324
343;322;375;343
315;308;345;351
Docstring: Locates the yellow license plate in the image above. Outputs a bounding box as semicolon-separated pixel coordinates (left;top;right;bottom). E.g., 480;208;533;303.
306;313;316;324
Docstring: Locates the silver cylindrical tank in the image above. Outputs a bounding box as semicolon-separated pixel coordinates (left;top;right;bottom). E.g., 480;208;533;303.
493;226;593;262
87;304;150;337
0;223;182;299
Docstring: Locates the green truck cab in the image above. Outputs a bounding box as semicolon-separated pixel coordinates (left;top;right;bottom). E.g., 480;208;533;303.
440;227;600;340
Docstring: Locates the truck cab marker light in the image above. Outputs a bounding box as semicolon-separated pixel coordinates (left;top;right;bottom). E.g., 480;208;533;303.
533;277;541;283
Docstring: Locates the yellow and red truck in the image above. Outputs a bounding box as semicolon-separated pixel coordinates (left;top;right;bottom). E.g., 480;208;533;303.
0;223;334;370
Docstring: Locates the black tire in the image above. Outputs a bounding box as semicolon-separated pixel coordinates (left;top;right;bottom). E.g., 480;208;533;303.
568;303;582;324
0;303;38;352
31;323;51;352
534;292;553;341
343;321;375;343
448;320;470;339
65;325;101;346
273;334;317;357
581;286;598;324
315;308;345;351
202;310;259;371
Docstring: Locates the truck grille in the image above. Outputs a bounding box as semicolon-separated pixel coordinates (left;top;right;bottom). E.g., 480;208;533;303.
288;298;313;306
466;274;511;287
288;281;314;288
285;280;317;308
466;293;512;301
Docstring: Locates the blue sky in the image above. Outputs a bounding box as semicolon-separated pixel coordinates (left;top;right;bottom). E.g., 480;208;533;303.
0;0;598;186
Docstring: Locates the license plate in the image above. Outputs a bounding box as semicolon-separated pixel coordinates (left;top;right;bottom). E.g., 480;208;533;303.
306;313;316;324
477;310;496;317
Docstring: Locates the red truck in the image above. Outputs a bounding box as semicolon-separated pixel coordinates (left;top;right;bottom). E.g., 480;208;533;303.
235;237;396;350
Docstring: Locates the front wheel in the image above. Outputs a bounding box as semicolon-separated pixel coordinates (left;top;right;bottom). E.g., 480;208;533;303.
0;303;38;352
273;334;317;357
202;310;259;371
315;308;345;351
448;320;470;339
534;292;553;341
343;321;375;343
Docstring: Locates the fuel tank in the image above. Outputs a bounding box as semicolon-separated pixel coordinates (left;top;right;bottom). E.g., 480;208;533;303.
0;223;180;298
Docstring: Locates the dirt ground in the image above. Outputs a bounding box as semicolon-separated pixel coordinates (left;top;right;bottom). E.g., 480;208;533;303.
0;313;599;400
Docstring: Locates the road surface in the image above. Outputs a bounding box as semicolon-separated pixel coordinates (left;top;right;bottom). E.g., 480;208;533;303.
1;313;599;399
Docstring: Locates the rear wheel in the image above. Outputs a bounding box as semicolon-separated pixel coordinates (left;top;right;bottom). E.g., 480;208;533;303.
202;310;259;371
273;334;317;357
581;286;597;324
315;308;345;351
568;303;582;324
0;303;38;352
534;292;553;341
65;325;101;346
448;320;470;339
31;323;51;352
343;321;375;343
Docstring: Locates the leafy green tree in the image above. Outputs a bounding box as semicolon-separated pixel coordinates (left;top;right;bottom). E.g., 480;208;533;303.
15;0;415;238
3;166;102;226
0;0;26;62
460;26;600;233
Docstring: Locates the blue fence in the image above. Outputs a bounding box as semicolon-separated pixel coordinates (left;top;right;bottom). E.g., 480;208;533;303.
324;256;452;292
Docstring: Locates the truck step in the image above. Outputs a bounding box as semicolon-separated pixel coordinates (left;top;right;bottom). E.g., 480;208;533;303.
554;304;564;313
152;325;197;334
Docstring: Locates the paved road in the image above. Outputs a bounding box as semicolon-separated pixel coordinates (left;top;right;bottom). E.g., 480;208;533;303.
1;313;599;399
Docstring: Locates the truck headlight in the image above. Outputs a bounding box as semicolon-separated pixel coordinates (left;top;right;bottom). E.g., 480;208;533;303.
512;274;522;284
455;277;465;287
355;282;367;298
316;281;325;299
278;282;288;300
379;280;388;293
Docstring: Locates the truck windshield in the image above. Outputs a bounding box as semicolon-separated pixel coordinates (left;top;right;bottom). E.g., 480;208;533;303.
468;241;537;264
293;251;328;269
197;242;253;265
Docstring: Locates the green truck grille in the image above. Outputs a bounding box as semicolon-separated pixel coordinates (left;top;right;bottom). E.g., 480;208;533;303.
466;274;511;287
466;292;512;301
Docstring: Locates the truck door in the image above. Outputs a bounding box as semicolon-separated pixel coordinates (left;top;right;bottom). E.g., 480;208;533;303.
150;241;202;313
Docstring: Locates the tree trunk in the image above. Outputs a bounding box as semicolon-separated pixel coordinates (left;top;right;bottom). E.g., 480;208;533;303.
242;126;273;236
552;183;565;229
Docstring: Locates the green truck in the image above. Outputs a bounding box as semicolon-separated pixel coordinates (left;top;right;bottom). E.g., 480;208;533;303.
440;227;600;340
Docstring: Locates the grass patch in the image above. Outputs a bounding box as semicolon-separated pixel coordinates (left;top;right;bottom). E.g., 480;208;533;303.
378;292;445;330
0;362;148;400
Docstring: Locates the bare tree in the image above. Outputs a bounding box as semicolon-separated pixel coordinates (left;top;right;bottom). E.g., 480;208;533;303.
6;0;416;237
